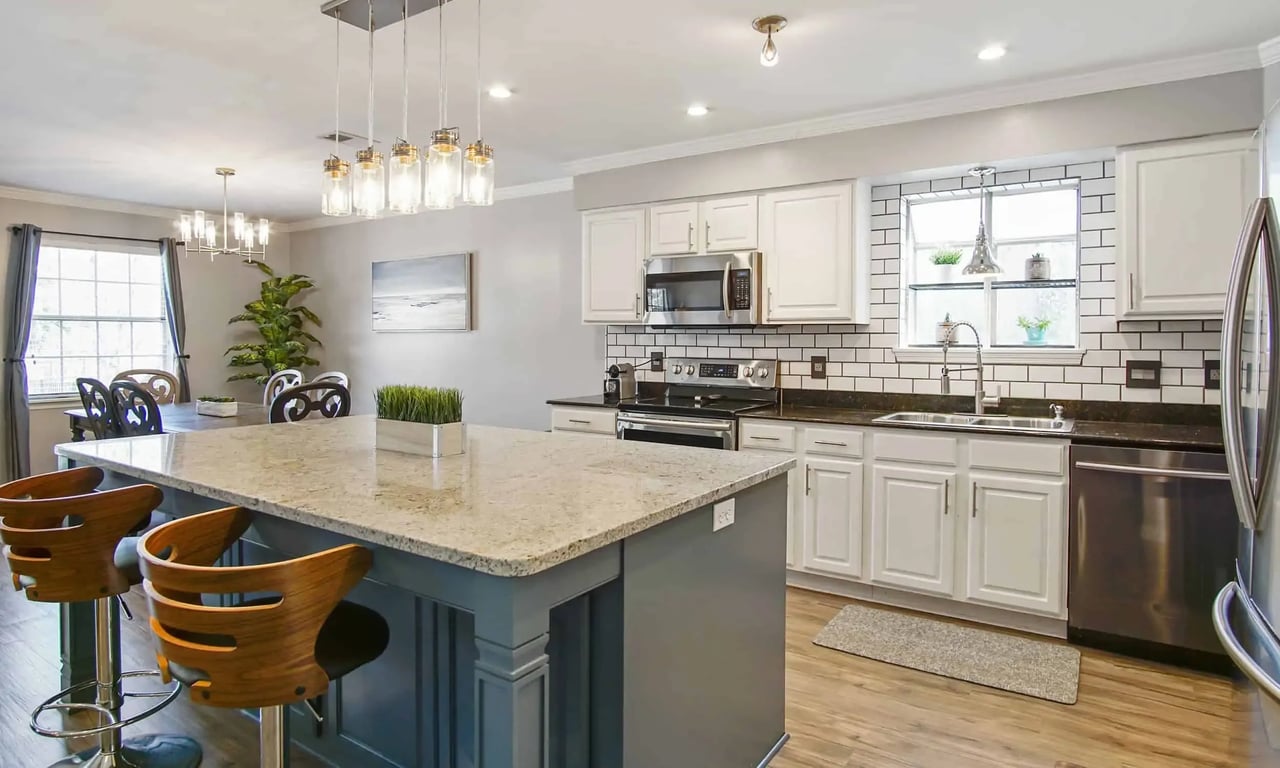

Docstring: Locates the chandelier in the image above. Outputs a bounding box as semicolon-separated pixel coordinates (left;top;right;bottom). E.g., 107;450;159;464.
177;168;269;261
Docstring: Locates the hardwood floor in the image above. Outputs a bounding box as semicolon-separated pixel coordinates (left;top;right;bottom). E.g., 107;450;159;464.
0;584;1249;767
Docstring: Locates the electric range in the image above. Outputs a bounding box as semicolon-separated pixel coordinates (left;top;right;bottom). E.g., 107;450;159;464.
616;357;778;450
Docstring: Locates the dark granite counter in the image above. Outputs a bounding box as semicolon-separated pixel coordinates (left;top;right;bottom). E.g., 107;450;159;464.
546;394;628;409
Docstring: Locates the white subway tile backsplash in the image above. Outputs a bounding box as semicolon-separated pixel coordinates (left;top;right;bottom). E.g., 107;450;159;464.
900;181;931;195
1045;383;1083;400
1029;165;1067;181
1067;161;1105;179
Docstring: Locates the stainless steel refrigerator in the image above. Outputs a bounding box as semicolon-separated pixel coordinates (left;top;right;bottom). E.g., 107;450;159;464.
1214;96;1280;763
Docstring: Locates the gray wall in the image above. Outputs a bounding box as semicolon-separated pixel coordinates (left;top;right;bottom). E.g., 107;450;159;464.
574;70;1264;210
1267;62;1280;112
288;192;605;430
0;195;293;475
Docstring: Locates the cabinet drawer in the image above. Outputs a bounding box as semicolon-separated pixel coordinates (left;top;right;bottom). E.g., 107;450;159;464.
550;407;617;435
740;420;797;452
873;430;958;466
803;426;864;458
969;438;1066;477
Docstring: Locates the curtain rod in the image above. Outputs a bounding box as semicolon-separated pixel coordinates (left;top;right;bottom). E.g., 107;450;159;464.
9;226;164;245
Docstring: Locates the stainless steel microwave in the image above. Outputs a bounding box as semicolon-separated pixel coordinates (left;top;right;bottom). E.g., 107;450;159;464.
643;251;761;326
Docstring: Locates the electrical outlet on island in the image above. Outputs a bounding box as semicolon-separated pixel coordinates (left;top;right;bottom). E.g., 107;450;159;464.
713;499;735;532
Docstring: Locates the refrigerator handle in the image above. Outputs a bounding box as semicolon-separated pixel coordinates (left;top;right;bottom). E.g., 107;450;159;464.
1222;199;1270;530
1213;581;1280;703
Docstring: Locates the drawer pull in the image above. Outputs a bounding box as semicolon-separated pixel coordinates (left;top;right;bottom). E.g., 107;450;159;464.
568;419;592;425
813;440;847;447
749;435;780;441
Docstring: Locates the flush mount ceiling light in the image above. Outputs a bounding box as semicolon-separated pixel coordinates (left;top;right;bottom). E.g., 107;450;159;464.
752;15;787;67
686;104;709;117
487;84;513;99
978;44;1007;61
177;168;269;262
962;166;1001;278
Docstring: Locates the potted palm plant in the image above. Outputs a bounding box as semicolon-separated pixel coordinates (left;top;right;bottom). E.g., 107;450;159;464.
225;261;322;385
374;385;465;457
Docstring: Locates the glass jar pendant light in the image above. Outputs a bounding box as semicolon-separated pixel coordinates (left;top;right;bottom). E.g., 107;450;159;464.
353;0;385;218
388;0;422;213
321;9;352;216
463;0;495;206
425;0;460;209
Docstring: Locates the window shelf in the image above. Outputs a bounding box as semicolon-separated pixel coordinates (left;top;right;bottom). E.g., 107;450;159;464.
908;278;1077;292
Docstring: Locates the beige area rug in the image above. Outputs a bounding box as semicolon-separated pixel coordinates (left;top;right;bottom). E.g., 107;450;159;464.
813;603;1081;704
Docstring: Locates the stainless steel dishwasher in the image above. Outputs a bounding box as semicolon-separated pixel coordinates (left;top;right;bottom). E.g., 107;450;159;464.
1069;444;1238;669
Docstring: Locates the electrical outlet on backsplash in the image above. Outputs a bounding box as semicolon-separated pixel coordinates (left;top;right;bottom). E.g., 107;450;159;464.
604;160;1222;406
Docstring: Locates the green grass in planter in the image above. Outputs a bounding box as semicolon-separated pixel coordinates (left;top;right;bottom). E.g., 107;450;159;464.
375;385;463;425
197;396;236;402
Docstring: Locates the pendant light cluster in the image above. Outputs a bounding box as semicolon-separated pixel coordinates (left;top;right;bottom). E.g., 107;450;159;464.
321;0;494;218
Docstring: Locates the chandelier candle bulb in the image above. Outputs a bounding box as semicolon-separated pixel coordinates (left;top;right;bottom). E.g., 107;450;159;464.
258;218;270;246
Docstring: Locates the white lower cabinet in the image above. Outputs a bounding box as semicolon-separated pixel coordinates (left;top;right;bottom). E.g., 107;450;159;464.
802;457;864;578
548;406;617;437
965;473;1065;615
869;463;956;597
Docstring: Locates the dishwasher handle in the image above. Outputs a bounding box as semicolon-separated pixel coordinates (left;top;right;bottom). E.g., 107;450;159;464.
1073;460;1231;482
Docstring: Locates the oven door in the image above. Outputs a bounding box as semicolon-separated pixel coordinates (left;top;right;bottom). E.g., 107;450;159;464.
616;412;737;450
644;252;760;326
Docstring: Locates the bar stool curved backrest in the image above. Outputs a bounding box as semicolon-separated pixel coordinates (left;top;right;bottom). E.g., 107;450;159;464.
0;466;156;602
114;368;180;405
269;381;351;424
138;506;386;710
311;370;349;388
76;377;119;439
109;380;164;437
262;368;303;407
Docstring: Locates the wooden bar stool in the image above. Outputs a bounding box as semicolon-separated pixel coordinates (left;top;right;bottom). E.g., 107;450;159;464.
0;467;202;768
137;507;389;767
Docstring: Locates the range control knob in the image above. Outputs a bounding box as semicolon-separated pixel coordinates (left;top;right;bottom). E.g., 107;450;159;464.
671;364;683;375
756;368;770;379
742;366;754;378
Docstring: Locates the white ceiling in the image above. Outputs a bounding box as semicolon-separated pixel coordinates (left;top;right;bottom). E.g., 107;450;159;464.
4;0;1279;222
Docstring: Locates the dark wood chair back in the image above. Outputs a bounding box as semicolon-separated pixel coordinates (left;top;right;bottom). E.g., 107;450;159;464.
110;381;164;436
137;507;373;709
76;377;119;439
268;382;351;424
0;466;159;603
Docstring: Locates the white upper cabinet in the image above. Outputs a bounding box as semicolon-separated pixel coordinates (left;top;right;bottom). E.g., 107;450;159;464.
582;208;646;323
649;202;699;256
1116;134;1258;318
964;473;1065;617
647;196;758;256
702;196;759;252
760;183;867;324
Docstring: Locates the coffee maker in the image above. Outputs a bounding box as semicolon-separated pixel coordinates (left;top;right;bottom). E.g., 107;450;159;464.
603;363;637;402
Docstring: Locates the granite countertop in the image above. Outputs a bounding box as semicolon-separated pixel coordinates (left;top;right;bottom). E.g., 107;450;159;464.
55;417;792;577
744;405;1224;451
546;394;632;408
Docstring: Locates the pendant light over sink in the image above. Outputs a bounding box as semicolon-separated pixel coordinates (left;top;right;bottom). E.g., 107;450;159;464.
963;166;1002;278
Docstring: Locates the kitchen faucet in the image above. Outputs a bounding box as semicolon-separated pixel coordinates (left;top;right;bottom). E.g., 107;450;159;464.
940;321;1001;414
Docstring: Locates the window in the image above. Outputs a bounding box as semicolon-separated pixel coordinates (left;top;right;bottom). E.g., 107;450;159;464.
900;182;1080;350
26;238;171;399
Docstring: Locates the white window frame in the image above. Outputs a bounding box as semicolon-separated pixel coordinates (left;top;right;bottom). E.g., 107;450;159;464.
894;179;1086;365
26;235;172;402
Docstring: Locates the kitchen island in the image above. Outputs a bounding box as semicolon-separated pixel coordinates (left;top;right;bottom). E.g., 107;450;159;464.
54;417;793;768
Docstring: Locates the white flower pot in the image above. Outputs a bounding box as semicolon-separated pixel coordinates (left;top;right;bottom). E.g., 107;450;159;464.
936;322;957;344
197;400;238;417
376;419;466;458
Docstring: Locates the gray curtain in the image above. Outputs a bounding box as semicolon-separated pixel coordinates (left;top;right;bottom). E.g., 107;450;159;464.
3;224;41;481
159;237;191;403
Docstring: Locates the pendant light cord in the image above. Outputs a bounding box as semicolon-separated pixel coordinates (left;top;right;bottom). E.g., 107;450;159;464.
402;0;409;139
439;0;447;128
367;0;375;149
475;0;481;140
334;9;341;158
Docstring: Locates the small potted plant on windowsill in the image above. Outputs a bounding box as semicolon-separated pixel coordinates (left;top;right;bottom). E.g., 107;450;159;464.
928;248;963;283
1017;315;1052;346
375;385;465;458
196;396;238;418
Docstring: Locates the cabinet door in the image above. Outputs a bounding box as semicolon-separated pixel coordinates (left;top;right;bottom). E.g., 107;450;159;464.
582;209;645;322
649;202;699;256
965;473;1065;616
702;196;758;252
870;464;955;596
1117;134;1258;317
745;449;800;567
760;184;854;322
802;457;864;579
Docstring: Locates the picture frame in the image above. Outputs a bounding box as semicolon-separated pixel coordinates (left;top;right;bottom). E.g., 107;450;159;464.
371;252;472;332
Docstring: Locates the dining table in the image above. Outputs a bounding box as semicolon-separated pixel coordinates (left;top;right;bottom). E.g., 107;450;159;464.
63;401;269;440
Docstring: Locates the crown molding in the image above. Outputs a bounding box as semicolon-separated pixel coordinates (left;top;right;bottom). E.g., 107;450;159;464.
565;46;1263;177
1262;35;1280;68
0;184;184;220
287;177;575;233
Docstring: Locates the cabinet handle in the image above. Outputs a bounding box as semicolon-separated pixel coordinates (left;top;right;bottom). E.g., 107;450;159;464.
768;287;774;311
944;478;950;515
814;440;847;447
749;435;780;441
971;481;978;518
568;419;591;425
705;221;711;251
806;466;812;495
1128;273;1135;311
635;293;642;318
687;222;694;252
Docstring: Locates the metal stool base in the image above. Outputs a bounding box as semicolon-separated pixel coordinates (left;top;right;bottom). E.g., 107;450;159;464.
49;734;202;768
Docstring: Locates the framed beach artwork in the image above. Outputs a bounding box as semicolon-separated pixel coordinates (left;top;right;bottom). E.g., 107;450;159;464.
371;252;472;332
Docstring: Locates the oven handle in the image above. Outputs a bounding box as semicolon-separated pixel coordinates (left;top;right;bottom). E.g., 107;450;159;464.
722;262;732;315
618;414;736;432
1073;461;1231;481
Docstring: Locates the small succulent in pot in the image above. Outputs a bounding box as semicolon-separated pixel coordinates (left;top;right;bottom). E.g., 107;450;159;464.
930;248;963;266
374;385;466;457
1017;315;1052;345
197;395;236;403
196;395;238;417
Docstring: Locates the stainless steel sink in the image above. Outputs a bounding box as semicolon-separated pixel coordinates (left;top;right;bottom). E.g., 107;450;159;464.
873;412;1074;434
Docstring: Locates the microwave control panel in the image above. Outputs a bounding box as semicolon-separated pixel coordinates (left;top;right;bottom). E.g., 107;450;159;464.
730;269;752;310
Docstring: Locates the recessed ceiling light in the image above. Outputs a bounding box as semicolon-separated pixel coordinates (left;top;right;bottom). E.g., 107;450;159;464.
977;45;1006;61
686;104;709;117
488;84;513;99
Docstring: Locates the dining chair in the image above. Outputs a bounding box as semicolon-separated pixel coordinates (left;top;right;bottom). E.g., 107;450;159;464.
311;370;350;388
262;368;303;407
114;368;180;405
76;377;119;439
268;382;351;424
109;381;164;436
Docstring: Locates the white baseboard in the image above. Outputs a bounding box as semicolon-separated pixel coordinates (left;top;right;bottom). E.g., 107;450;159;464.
787;569;1067;639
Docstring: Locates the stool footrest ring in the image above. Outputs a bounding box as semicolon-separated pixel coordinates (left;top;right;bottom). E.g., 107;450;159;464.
30;671;183;739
